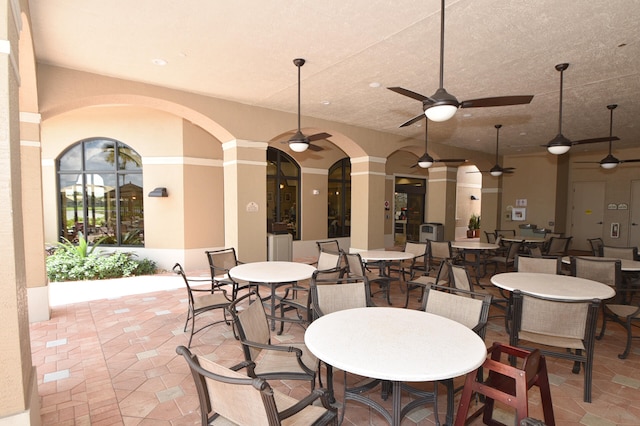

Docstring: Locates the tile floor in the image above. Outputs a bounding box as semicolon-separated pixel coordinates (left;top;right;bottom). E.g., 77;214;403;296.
30;265;640;425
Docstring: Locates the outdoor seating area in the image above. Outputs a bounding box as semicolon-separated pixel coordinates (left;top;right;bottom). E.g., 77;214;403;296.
30;240;640;425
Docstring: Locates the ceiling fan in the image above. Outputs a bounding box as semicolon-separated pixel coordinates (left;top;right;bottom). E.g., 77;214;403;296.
574;104;640;169
412;120;467;168
388;0;533;126
544;63;619;155
468;124;514;177
281;58;331;152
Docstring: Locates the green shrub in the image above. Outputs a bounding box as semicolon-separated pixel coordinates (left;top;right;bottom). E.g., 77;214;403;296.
46;233;157;282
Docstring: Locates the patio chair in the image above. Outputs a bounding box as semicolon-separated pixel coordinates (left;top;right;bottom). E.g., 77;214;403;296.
571;256;636;358
486;240;523;273
278;250;345;334
495;229;516;239
427;240;454;272
309;270;372;411
387;241;428;282
485;231;497;244
316;239;340;254
405;257;451;308
344;252;390;304
602;245;638;260
587;237;604;256
205;247;253;300
402;284;492;425
176;345;337;426
544;236;572;256
448;260;509;330
515;254;562;275
228;291;319;389
173;263;232;348
509;289;600;403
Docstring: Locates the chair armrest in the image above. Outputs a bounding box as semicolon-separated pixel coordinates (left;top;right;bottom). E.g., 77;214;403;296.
242;340;304;357
278;388;334;419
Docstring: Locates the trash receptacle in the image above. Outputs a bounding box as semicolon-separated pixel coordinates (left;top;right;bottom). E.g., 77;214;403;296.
419;223;444;242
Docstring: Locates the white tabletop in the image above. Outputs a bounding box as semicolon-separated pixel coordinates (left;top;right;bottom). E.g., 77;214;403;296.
304;307;486;382
502;236;546;243
491;272;615;300
561;256;640;272
451;241;499;250
357;250;415;262
229;261;316;283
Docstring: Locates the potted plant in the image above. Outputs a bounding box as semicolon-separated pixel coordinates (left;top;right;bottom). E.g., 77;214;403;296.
468;214;481;238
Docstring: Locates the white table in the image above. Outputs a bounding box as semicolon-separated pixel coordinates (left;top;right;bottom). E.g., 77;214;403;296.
451;241;499;284
502;236;546;244
304;307;486;426
491;272;615;300
229;261;316;330
356;250;415;304
561;256;640;272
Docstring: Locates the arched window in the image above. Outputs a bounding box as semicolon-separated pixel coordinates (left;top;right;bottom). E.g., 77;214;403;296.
57;138;144;246
328;158;351;238
266;148;300;240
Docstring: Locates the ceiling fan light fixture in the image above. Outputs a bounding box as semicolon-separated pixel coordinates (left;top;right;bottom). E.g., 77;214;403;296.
547;134;572;155
490;170;503;177
418;153;434;168
425;104;458;122
289;141;309;152
600;154;619;169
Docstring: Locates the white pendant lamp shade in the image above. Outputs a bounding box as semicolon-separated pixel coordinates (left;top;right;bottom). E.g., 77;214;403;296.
289;141;309;152
425;104;457;122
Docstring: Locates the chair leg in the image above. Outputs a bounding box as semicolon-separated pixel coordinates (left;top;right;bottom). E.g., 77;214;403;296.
619;317;634;359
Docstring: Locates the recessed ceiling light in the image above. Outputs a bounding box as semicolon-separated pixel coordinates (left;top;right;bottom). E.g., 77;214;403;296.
320;100;331;105
520;132;527;136
152;58;167;66
462;113;472;118
369;82;381;88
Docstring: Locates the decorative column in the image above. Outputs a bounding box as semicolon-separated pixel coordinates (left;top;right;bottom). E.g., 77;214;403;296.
426;166;457;241
0;0;41;421
349;156;386;250
223;139;268;262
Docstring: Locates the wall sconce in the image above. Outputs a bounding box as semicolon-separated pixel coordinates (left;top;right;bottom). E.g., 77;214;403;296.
149;187;168;197
470;195;479;201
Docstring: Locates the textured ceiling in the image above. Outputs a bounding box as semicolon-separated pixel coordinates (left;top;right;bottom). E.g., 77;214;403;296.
28;0;640;156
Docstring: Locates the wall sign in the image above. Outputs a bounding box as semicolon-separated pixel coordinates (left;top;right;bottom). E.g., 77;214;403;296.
618;203;628;210
611;222;620;239
607;203;618;210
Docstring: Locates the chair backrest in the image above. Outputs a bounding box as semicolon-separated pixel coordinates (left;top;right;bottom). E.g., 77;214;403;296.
602;246;638;261
310;271;371;317
404;241;428;258
421;284;492;339
485;231;497;244
228;292;270;361
317;250;343;271
316;239;340;254
344;252;366;276
176;346;272;426
587;238;604;256
449;261;474;292
429;240;452;260
528;245;542;257
205;248;239;279
571;256;621;287
173;263;197;306
177;345;273;426
545;236;572;256
506;241;523;261
495;229;516;238
511;290;600;346
515;254;561;275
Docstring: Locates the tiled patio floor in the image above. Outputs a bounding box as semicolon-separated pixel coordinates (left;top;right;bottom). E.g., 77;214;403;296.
30;266;640;425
